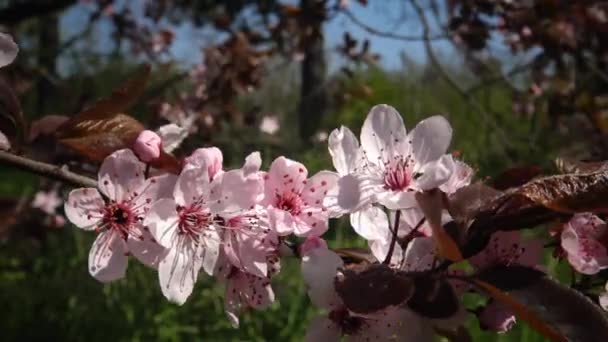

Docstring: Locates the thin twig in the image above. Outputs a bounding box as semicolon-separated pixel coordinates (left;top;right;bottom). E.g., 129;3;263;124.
383;210;402;264
0;151;97;188
341;8;447;42
409;0;514;158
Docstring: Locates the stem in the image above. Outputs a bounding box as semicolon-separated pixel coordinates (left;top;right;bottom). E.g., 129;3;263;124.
0;150;97;188
383;210;402;265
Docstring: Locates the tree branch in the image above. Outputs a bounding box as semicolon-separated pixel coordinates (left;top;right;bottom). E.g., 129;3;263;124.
0;0;77;25
0;151;96;188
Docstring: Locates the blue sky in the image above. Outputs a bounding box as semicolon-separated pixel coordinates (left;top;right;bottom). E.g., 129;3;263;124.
59;1;457;73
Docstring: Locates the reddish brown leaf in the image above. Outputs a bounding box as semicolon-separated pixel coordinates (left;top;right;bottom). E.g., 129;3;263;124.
56;64;151;140
334;263;414;314
473;280;566;342
554;157;608;174
515;171;608;213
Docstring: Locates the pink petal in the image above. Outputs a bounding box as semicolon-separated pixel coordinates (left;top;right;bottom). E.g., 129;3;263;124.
409;115;452;165
304;316;341;342
143;198;179;248
268;206;296;236
127;227;166;268
158;247;203;305
295;211;328;237
184;147;223;179
439;155;474;194
402;237;436;272
360;104;407;166
350;206;389;242
98;149;146;202
64;188;104;229
201;226;221;275
242;151;262;176
302;171;339;207
600;282;608;311
376;189;418;210
328;126;360;176
413;154;453;191
89;231;128;282
301;247;343;309
324;174;378;216
0;130;9;150
210;168;262;213
133;173;177;211
173;166;210;207
0;32;18;68
264;156;308;199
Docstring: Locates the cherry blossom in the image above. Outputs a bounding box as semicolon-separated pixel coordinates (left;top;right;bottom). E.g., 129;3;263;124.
32;188;63;215
133;130;162;162
64;149;176;282
325;104;453;213
216;250;280;328
439;155;474;195
259;115;280;135
183;146;223;178
0;32;18;68
561;213;608;275
262;156;338;237
301;239;432;341
599;281;608;312
143;152;262;304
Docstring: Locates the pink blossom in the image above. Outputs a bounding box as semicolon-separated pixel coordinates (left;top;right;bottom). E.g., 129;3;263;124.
157;123;188;153
259;116;280;135
64;149;176;282
0;131;10;150
184;147;223;179
143;152;262;304
600;281;608;311
325;105;453;214
479;301;516;333
439;155;474;194
0;32;18;68
470;231;543;270
561;213;608;275
262;156;338;237
301;242;432;341
133;130;162;162
32;189;63;215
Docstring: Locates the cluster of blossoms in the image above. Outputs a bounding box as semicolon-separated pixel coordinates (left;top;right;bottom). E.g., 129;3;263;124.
64;104;552;340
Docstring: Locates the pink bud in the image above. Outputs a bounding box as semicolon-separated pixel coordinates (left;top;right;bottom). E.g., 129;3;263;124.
133;130;162;162
299;236;328;256
479;301;516;333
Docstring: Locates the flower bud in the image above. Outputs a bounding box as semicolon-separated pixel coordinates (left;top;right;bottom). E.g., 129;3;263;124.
133;130;162;162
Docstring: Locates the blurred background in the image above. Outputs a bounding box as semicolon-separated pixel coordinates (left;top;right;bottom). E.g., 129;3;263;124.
1;0;607;340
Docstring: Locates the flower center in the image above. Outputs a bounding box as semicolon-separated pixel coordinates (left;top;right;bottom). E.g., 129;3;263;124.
275;191;303;215
177;205;211;241
383;157;413;191
329;308;365;336
102;202;137;240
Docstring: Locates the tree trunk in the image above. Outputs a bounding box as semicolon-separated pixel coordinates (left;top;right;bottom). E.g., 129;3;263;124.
298;0;327;142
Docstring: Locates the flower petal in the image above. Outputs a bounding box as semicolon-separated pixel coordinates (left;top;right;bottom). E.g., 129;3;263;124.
127;227;166;268
264;156;308;201
143;198;179;248
414;154;453;191
133;173;177;211
173;166;210;206
376;189;418;210
201;226;221;275
184;147;223;179
158;247;202;305
409;115;452;165
360;104;407;165
328;126;360;175
402;237;436;272
323;174;379;216
350;206;389;242
0;33;18;68
301;247;344;309
98;149;146;202
268;206;296;235
64;188;104;229
88;231;128;283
